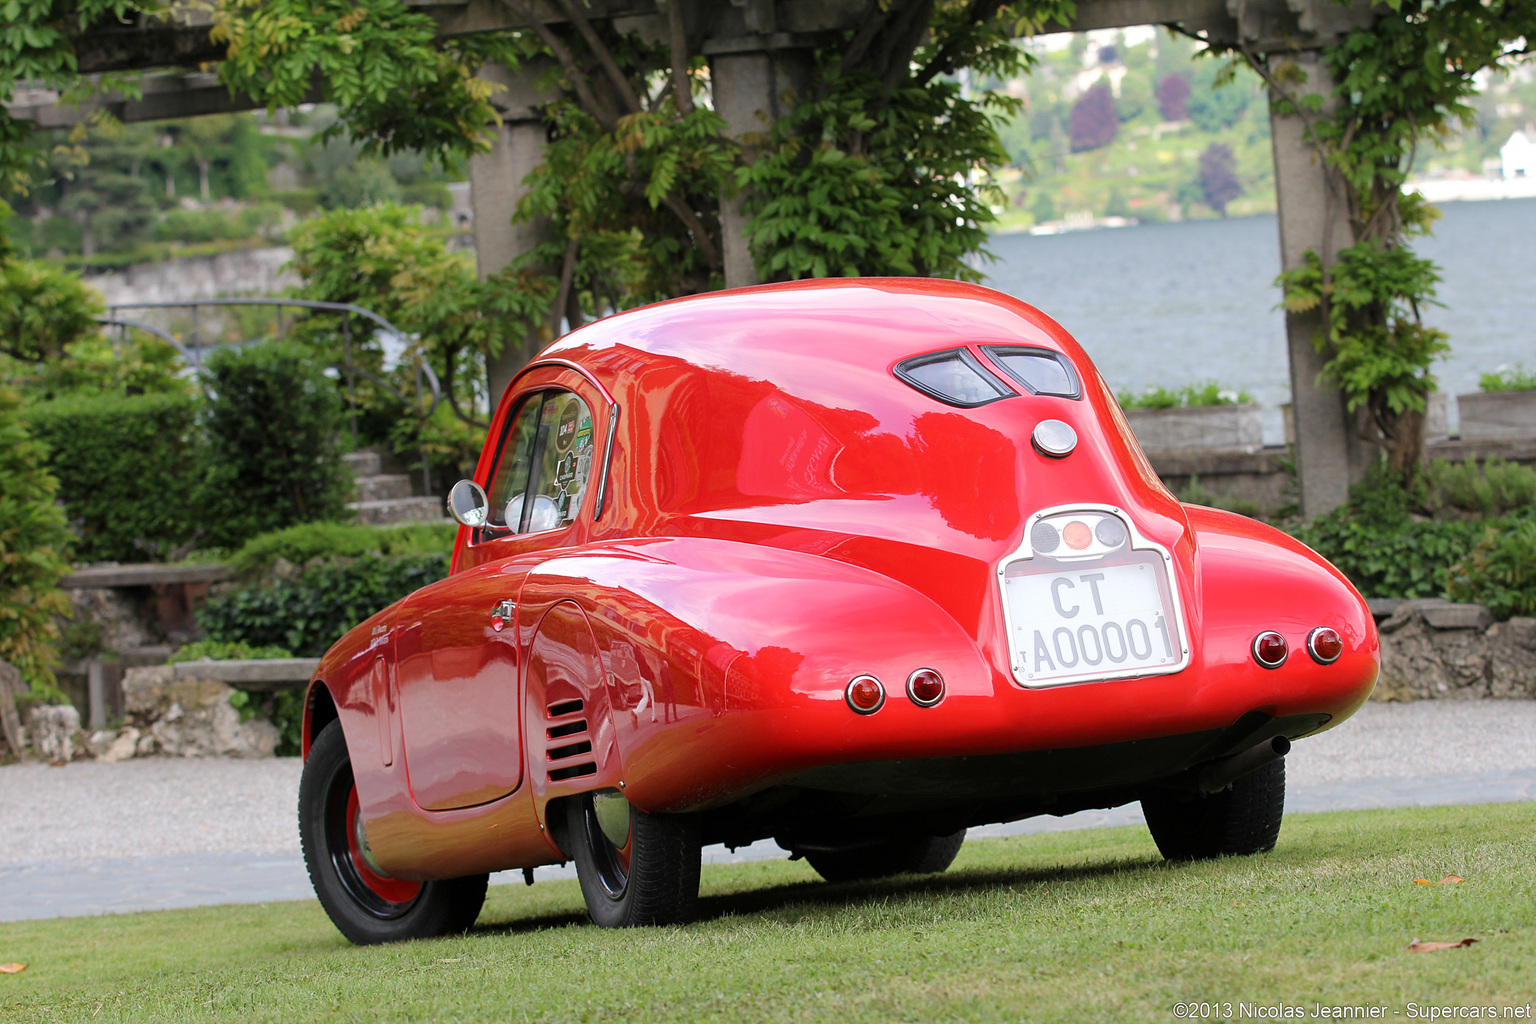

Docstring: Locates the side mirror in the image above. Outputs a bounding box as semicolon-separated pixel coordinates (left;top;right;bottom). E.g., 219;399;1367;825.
447;479;490;528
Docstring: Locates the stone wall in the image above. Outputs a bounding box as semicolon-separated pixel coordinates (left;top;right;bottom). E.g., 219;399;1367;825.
1374;600;1536;700
83;246;296;306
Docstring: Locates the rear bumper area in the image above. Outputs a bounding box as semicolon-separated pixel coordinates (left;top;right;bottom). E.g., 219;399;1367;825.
699;710;1325;850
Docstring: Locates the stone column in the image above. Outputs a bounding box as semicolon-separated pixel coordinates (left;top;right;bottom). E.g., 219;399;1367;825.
706;35;813;290
1268;50;1365;518
469;62;558;408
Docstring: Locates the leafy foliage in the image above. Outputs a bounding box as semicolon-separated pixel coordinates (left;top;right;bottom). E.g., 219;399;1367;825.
1447;520;1536;620
1291;458;1536;610
1419;457;1536;519
210;0;505;166
1117;380;1253;409
1480;365;1536;393
1290;478;1485;601
25;390;202;562
0;206;105;363
0;387;72;691
740;66;1008;282
286;204;551;435
1277;241;1449;429
167;639;292;664
198;554;448;656
227;520;456;578
197;341;352;550
1242;0;1536;478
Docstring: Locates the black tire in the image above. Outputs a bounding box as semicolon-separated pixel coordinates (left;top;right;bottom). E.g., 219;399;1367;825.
566;790;701;928
1141;757;1286;862
805;829;967;884
300;720;488;945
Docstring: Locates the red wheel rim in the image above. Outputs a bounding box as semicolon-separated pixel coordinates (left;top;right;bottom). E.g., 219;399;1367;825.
345;786;422;905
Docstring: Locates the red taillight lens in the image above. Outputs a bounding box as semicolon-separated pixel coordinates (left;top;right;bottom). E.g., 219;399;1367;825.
846;675;885;714
1063;521;1093;550
1307;627;1343;664
907;668;944;706
1252;631;1288;669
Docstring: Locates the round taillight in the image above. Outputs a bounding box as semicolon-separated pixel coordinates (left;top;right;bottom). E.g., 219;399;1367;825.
846;675;885;714
1095;516;1127;548
1063;521;1093;550
1307;627;1343;665
907;668;944;707
1252;631;1288;669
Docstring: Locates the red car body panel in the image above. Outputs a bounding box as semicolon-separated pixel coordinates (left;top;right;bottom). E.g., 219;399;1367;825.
303;278;1378;882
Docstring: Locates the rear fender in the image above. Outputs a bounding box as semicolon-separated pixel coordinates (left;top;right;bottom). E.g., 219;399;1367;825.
519;536;992;813
1187;505;1378;728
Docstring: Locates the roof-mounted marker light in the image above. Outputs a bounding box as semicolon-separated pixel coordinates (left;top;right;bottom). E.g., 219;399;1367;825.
845;675;885;714
1252;631;1288;669
1307;627;1343;665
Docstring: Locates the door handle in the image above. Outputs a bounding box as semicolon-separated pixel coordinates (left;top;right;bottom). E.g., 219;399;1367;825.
490;599;514;632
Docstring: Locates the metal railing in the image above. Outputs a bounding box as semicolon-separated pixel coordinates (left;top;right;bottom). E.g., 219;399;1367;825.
99;298;443;499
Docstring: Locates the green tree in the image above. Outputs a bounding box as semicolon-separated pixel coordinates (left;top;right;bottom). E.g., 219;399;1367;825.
0;204;104;363
1250;0;1536;477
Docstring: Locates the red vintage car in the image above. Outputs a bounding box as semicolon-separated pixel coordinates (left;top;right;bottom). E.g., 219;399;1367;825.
298;278;1379;945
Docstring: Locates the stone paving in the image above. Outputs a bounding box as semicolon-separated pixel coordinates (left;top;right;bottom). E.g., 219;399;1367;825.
3;701;1535;922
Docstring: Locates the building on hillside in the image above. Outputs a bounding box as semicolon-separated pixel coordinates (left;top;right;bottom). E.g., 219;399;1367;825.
1502;130;1536;178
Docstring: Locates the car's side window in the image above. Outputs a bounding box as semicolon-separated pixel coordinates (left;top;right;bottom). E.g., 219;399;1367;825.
485;389;595;534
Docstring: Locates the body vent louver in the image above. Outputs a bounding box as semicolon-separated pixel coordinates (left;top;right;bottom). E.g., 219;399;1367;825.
544;698;597;782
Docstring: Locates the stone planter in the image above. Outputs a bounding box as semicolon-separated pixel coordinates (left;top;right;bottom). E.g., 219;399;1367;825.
1125;403;1263;452
1456;390;1536;440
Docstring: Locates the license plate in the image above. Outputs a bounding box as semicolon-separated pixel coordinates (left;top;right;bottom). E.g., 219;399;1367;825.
1003;552;1184;685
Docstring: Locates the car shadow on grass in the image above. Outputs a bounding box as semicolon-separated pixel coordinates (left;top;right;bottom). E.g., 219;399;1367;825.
471;854;1165;937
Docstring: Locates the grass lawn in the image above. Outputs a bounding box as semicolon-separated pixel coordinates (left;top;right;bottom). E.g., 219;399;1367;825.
4;803;1535;1023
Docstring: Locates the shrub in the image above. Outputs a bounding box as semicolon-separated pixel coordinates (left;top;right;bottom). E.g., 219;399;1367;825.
1447;521;1536;620
1419;457;1536;518
197;554;448;656
26;391;203;562
198;341;352;549
1293;513;1484;599
1479;364;1536;392
1118;381;1254;410
227;521;457;578
167;639;293;664
0;389;73;692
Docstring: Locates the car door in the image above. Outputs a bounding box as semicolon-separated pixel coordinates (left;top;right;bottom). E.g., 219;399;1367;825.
394;372;607;811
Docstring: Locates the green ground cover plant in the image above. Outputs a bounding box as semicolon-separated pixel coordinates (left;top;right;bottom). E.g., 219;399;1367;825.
1292;459;1536;610
1;803;1533;1023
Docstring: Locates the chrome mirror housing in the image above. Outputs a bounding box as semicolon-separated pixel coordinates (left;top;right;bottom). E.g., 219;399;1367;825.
447;479;491;528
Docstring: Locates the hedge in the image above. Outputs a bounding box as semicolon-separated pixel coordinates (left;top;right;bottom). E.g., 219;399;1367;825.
26;391;202;563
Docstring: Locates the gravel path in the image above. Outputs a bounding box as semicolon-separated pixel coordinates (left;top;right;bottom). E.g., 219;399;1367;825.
3;701;1535;865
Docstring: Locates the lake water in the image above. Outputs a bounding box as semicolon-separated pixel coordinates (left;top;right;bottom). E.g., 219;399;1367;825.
983;197;1536;443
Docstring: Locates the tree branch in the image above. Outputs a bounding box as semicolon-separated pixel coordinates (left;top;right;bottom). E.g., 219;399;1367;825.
662;192;720;270
502;0;619;130
551;235;579;337
555;0;643;116
913;0;1007;89
663;0;694;116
